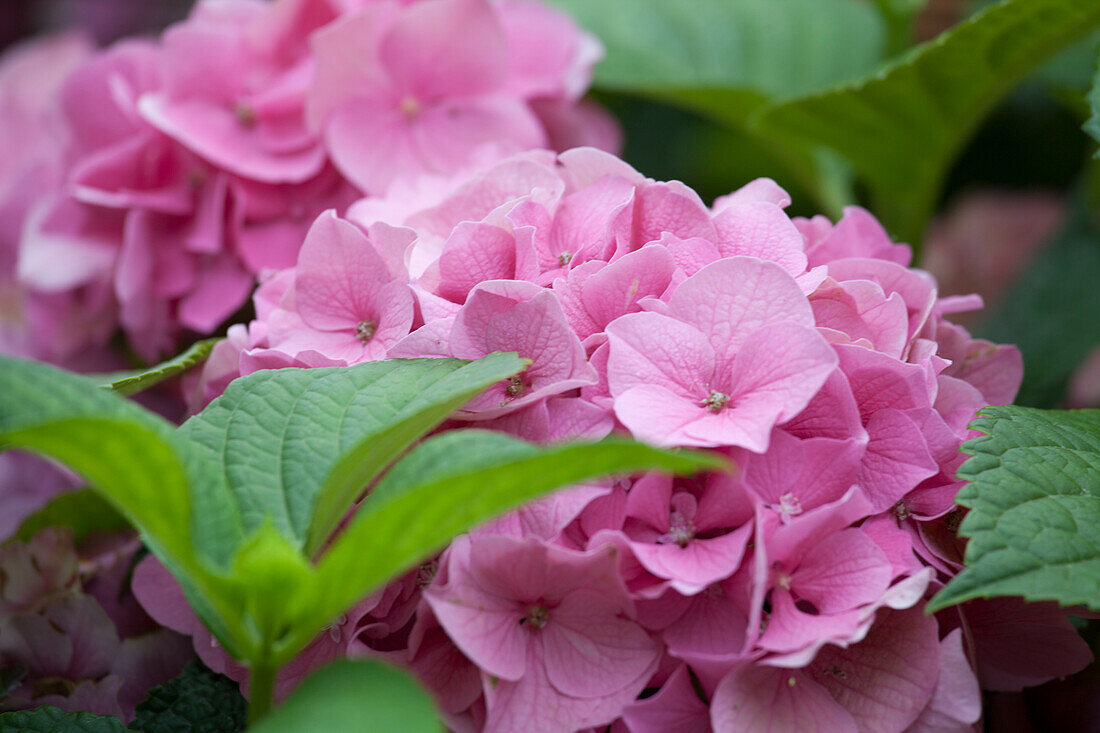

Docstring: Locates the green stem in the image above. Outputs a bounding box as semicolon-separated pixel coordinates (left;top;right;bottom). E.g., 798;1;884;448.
248;660;277;724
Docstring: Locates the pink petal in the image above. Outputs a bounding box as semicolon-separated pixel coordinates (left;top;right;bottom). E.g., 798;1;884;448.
294;211;392;331
380;0;507;100
412;94;546;174
908;629;981;732
669;257;814;366
711;202;807;276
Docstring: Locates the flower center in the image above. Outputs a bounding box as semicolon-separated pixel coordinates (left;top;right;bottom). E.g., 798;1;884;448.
399;95;421;118
504;374;526;399
777;492;803;519
701;390;730;412
234;102;256;128
416;560;438;589
661;509;695;548
521;604;549;630
356;320;377;344
557;251;573;266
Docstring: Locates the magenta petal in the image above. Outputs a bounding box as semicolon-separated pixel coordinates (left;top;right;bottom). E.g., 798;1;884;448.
711;666;858;733
908;629;981;732
810;605;940;732
620;664;710;733
484;642;651;733
541;588;659;698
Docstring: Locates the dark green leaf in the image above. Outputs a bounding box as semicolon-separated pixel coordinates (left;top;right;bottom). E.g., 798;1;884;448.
977;202;1100;407
928;406;1100;612
129;659;246;733
0;706;125;733
248;660;440;733
759;0;1100;245
98;339;221;397
178;354;527;552
11;489;129;545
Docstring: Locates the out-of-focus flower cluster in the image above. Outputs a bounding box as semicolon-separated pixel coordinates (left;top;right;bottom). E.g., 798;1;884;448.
0;528;192;721
136;147;1089;732
0;0;615;366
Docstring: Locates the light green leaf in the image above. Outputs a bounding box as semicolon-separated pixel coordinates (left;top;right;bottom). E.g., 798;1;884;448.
178;354;527;552
758;0;1100;245
1086;51;1100;149
0;357;246;658
97;338;220;396
550;0;884;103
292;431;727;659
928;406;1100;612
0;358;241;572
249;660;441;733
11;488;129;544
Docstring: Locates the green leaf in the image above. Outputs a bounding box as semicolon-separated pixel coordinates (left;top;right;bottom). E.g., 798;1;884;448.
1086;51;1100;149
928;406;1100;612
11;488;129;544
870;0;925;54
977;201;1100;408
0;358;242;574
178;354;527;552
546;0;885;212
248;660;441;733
0;706;125;733
98;338;220;397
129;659;246;733
758;0;1100;245
549;0;884;103
292;431;727;659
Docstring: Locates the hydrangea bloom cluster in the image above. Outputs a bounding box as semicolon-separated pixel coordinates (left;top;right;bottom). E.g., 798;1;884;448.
141;147;1091;732
0;528;192;721
0;0;614;364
